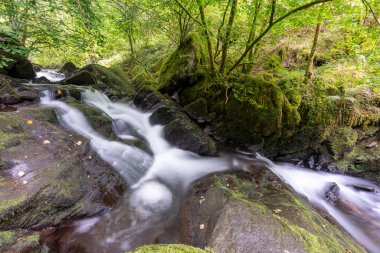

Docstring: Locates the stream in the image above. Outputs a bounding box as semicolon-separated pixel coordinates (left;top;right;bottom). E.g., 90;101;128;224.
35;70;380;253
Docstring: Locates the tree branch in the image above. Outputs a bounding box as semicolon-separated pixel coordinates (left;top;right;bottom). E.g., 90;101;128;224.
227;0;332;74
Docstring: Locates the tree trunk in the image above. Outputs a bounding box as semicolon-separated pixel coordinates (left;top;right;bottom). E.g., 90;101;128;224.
196;0;216;76
219;0;238;74
304;23;321;83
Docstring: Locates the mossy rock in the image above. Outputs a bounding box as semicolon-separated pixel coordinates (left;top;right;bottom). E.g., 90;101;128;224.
183;98;208;120
218;75;300;143
329;127;358;159
64;70;97;86
128;244;213;253
158;33;208;94
8;58;36;79
59;62;78;76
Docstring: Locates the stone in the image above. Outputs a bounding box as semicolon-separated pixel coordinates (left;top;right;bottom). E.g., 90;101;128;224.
183;98;208;121
134;87;216;156
64;70;96;86
59;62;78;76
8;58;36;80
324;183;340;203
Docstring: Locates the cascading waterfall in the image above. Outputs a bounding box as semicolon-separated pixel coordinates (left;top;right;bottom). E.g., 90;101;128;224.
40;88;241;252
37;70;380;253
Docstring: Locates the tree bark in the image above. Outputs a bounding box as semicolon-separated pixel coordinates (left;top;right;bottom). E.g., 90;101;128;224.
304;23;321;83
196;0;216;76
219;0;238;74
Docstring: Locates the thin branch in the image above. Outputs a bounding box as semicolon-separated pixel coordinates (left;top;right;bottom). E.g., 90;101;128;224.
227;0;332;74
173;0;202;26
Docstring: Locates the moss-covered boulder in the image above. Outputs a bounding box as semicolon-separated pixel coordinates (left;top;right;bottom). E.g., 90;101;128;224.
64;70;96;86
183;98;208;121
59;61;78;76
0;107;126;230
182;172;365;253
8;58;36;80
0;74;39;104
158;33;207;94
64;64;134;98
134;87;216;156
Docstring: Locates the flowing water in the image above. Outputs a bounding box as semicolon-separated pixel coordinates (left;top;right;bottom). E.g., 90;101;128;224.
37;70;380;252
36;69;65;82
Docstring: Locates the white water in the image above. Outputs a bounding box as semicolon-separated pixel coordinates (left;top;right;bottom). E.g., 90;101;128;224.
38;71;380;252
258;155;380;253
36;69;65;82
40;88;241;252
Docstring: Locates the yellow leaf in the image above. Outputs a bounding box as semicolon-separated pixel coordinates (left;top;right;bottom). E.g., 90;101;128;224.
43;140;51;145
57;89;62;95
26;120;33;125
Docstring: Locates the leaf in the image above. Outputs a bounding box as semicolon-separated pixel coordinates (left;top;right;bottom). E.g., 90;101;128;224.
43;140;51;145
18;171;25;177
26;120;33;125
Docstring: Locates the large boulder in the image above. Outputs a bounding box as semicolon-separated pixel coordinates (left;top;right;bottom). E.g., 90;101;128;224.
64;64;134;98
8;58;36;79
180;171;365;253
0;107;126;232
134;87;216;156
0;74;39;104
158;33;207;94
59;62;78;77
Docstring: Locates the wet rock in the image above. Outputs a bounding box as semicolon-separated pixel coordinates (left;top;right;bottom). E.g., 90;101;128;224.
8;58;36;80
34;76;51;84
0;230;46;253
64;64;133;98
182;173;365;253
352;184;375;192
0;108;126;231
324;183;340;203
183;98;208;121
0;74;39;104
64;70;96;86
208;199;307;253
59;62;78;77
134;87;216;156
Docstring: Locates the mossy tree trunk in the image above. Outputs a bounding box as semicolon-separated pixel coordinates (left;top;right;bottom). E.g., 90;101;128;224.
219;0;238;74
196;0;216;76
243;0;262;74
304;23;321;84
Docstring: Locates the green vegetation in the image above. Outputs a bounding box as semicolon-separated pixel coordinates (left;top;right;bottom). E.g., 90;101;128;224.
128;244;213;253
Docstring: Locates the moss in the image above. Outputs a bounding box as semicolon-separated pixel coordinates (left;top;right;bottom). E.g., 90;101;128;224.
0;195;29;212
128;244;213;253
0;231;17;245
158;33;208;94
329;127;358;159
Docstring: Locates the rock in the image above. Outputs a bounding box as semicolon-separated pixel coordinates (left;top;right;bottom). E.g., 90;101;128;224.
33;76;51;84
0;108;126;230
134;87;216;156
129;244;212;253
158;33;207;94
0;230;46;253
8;58;36;80
64;64;134;97
183;98;208;121
181;173;365;253
64;70;96;86
352;184;375;192
0;74;39;104
324;183;340;203
59;62;78;76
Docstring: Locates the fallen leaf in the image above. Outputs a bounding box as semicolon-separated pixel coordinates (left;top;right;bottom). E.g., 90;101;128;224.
57;89;62;95
199;224;205;230
26;120;33;125
274;208;282;213
43;140;51;145
367;141;378;148
18;171;25;177
75;141;82;146
22;180;28;185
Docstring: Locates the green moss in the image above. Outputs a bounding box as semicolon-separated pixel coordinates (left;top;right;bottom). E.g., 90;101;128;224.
0;195;29;212
329;127;358;159
128;244;213;253
158;33;208;93
0;231;17;245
